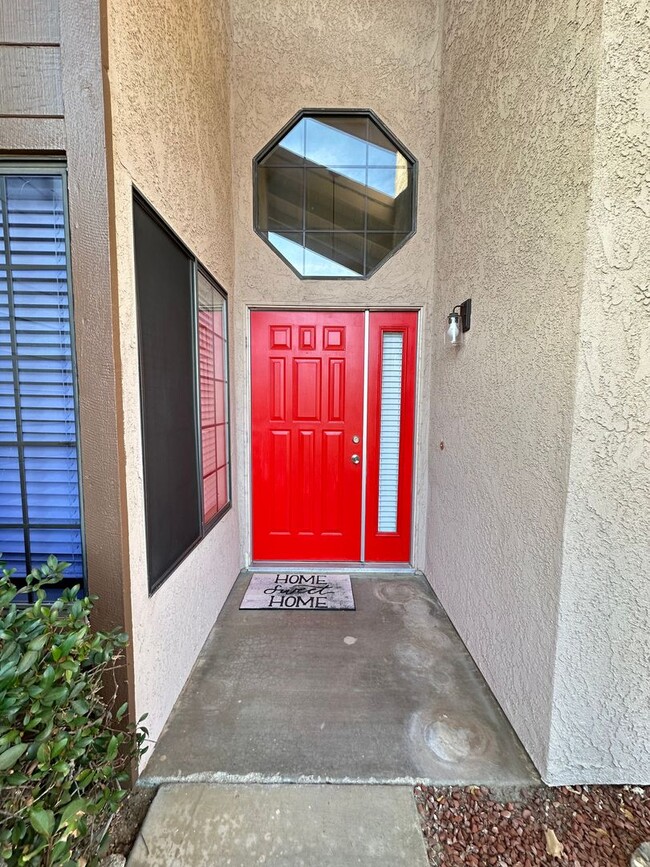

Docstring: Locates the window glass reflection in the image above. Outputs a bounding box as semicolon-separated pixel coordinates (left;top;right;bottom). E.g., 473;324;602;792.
366;233;410;272
306;168;366;231
257;167;304;232
197;273;230;524
256;112;415;277
305;117;368;168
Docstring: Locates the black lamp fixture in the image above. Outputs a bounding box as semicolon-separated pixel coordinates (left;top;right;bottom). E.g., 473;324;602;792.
445;298;472;347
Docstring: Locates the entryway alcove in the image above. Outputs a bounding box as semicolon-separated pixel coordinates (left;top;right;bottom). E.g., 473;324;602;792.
140;572;537;786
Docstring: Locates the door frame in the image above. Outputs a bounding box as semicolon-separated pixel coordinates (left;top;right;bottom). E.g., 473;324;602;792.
244;304;424;569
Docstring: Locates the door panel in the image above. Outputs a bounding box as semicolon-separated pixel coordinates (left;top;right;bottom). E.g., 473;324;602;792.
251;311;364;560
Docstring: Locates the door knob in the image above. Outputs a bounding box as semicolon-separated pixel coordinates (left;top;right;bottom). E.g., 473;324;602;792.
351;454;361;464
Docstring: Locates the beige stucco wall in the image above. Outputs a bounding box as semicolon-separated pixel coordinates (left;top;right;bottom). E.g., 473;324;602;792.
100;0;649;784
428;0;603;774
105;0;443;764
229;0;442;567
106;0;241;755
547;0;650;784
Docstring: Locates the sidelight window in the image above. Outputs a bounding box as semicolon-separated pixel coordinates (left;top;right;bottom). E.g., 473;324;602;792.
377;332;404;533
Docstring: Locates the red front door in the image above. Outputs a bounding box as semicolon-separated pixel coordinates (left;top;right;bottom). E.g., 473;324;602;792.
251;309;418;563
251;311;365;560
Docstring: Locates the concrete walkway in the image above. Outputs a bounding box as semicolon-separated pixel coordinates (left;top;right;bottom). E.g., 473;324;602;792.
142;572;537;786
127;784;429;866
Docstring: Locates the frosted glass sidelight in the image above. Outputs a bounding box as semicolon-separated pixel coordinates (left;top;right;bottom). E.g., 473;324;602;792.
377;332;404;533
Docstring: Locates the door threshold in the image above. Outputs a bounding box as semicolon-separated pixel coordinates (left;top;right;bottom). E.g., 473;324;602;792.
249;561;417;574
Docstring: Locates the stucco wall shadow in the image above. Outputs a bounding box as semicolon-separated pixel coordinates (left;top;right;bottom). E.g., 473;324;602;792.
427;0;604;777
429;0;650;784
547;0;650;784
106;0;241;758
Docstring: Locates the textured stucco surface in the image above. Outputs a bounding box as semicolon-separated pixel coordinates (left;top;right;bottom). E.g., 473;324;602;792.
100;0;650;785
229;0;442;567
427;0;603;773
106;0;240;757
547;0;650;784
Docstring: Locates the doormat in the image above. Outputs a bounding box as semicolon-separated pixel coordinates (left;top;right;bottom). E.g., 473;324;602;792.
240;573;355;611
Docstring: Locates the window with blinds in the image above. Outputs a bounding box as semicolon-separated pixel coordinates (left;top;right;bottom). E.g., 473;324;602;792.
197;271;231;526
377;331;404;533
0;169;84;590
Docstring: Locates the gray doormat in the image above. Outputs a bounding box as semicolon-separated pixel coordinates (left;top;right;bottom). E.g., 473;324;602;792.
240;573;355;610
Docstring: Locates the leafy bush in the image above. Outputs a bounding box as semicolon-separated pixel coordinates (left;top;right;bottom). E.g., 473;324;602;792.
0;557;147;866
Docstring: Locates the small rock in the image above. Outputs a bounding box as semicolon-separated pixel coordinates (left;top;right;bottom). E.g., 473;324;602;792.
100;856;126;867
631;842;650;867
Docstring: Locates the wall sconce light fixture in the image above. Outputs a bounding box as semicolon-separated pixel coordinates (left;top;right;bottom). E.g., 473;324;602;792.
445;298;472;347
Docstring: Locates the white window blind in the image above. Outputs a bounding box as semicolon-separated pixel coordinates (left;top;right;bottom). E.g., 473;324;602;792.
377;332;403;533
0;172;84;588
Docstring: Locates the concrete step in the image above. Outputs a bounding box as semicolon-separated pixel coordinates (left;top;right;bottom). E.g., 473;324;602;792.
127;783;429;866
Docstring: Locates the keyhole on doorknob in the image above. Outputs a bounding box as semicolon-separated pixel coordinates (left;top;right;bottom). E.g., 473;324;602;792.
352;435;360;444
351;454;361;464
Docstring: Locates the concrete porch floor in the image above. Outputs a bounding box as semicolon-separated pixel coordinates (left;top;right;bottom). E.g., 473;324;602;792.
141;571;539;786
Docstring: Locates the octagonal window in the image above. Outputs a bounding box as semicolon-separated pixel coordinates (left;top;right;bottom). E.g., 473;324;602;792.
254;111;416;278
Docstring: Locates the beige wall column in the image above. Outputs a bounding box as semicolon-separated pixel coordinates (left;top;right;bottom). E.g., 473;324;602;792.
105;0;240;755
229;0;442;568
431;0;650;783
547;0;650;784
428;0;603;775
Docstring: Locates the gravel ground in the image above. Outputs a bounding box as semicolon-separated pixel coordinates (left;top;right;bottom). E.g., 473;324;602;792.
414;784;650;866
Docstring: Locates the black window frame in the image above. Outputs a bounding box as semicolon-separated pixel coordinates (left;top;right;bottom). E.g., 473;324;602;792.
252;108;418;280
132;189;231;596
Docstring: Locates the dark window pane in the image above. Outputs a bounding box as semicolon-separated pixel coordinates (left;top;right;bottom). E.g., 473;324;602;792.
306;168;366;231
257;167;304;231
366;233;410;272
367;169;413;232
133;196;201;592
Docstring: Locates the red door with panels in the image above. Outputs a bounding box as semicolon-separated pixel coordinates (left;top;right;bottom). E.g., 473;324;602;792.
251;311;365;560
251;310;417;563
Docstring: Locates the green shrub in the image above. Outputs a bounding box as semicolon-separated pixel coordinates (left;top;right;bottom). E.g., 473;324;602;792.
0;557;147;866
